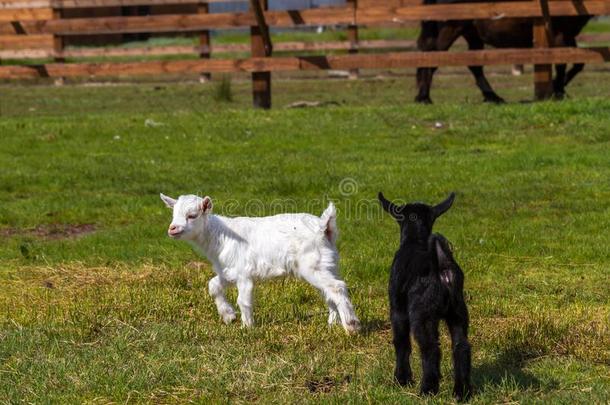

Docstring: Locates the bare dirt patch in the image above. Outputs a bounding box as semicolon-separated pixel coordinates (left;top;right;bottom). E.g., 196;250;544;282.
305;375;351;393
0;224;96;240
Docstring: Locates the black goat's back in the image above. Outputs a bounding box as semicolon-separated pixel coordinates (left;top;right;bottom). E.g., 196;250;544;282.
389;234;464;321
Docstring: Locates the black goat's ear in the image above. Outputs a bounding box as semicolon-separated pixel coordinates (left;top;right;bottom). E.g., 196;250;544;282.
432;192;455;219
378;192;401;219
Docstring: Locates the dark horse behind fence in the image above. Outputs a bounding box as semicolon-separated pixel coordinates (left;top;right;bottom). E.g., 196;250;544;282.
415;0;591;103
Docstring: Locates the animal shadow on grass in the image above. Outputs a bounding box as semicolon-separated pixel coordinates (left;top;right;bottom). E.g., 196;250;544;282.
359;318;390;336
472;346;557;396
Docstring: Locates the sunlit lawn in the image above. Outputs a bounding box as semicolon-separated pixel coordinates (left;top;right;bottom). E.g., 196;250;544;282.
0;71;609;403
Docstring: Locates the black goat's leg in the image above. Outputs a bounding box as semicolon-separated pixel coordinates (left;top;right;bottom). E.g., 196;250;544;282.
463;25;505;103
415;22;462;104
413;319;441;395
391;310;413;385
446;302;472;401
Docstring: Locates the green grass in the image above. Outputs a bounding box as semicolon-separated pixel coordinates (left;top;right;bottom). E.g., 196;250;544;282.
0;72;609;403
583;16;610;33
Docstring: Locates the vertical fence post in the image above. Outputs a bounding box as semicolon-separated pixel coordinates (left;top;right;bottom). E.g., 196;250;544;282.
198;1;211;83
250;0;271;109
346;0;358;79
52;8;65;85
533;0;553;100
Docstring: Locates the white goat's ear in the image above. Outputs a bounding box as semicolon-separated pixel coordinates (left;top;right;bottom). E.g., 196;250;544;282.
199;196;213;214
160;193;177;209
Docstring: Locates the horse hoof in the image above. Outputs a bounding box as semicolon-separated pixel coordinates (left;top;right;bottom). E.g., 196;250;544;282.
484;95;505;104
415;96;433;104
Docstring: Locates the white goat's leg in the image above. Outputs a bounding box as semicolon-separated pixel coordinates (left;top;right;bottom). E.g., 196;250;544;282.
236;277;255;327
300;262;360;333
327;301;339;325
320;276;360;333
208;275;236;324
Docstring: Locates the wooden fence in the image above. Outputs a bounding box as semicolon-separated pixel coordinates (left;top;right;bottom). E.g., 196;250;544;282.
1;0;609;107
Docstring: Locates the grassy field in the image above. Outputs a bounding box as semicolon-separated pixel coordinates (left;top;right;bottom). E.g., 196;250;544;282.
0;71;609;403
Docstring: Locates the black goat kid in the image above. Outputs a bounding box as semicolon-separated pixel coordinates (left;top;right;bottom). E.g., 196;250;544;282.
379;192;471;400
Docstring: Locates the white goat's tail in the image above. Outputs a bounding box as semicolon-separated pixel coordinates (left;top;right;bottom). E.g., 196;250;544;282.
320;202;338;244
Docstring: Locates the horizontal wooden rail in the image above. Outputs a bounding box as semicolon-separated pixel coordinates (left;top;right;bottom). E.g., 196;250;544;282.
0;8;52;20
1;47;608;79
4;33;610;60
0;0;245;10
357;1;610;24
0;39;420;59
0;33;52;48
2;1;610;35
0;0;604;10
0;7;354;34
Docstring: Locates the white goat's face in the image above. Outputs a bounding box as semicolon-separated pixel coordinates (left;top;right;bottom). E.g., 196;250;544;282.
160;193;212;240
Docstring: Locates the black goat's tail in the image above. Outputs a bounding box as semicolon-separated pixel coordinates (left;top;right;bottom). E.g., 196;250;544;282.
433;234;458;294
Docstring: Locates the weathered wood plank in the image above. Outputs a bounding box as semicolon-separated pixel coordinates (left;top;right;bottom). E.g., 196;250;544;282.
249;0;271;56
2;1;608;36
0;0;246;10
52;7;63;62
7;35;610;61
0;39;419;59
1;47;608;79
0;33;52;48
346;0;358;79
533;0;553;99
0;7;354;35
251;0;271;108
0;7;52;20
356;1;610;24
197;1;211;82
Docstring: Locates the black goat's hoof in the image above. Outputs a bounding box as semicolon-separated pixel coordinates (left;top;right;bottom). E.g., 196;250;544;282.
453;385;472;402
394;374;414;387
420;383;439;396
553;92;566;100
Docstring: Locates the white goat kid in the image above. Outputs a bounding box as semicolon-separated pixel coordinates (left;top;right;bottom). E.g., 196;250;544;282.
160;193;360;333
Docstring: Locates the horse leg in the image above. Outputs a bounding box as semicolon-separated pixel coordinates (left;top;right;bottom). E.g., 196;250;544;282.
565;63;584;87
553;64;567;99
561;37;585;88
463;26;505;103
415;22;462;104
415;22;439;104
415;67;437;104
553;34;576;99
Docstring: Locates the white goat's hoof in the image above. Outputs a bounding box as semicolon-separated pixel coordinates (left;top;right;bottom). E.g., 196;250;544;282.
344;319;361;334
328;311;339;325
221;311;236;324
